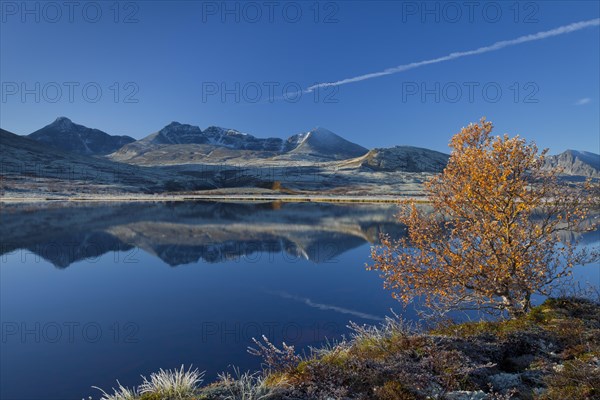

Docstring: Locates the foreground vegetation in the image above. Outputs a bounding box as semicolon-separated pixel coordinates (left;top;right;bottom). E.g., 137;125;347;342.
93;297;599;400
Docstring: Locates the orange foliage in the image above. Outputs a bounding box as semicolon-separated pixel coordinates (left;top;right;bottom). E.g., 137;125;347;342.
370;118;597;316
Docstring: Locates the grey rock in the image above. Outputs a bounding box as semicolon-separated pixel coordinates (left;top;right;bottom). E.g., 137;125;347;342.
544;150;600;178
489;372;521;391
445;390;487;400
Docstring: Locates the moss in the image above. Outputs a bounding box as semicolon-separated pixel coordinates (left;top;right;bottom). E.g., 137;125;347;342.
262;371;287;387
293;360;310;374
350;336;386;360
282;348;355;384
319;348;351;367
138;393;164;400
350;333;428;361
374;381;421;400
283;358;323;385
432;298;595;339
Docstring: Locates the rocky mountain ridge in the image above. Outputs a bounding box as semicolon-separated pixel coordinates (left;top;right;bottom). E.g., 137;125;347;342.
544;149;600;178
111;124;369;163
27;117;135;156
18;118;600;179
2;118;597;200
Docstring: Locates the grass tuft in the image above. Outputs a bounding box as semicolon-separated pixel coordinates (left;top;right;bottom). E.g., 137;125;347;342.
92;381;138;400
138;365;204;399
217;366;285;400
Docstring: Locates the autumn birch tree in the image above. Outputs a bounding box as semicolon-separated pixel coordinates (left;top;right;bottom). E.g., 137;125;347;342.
370;118;597;317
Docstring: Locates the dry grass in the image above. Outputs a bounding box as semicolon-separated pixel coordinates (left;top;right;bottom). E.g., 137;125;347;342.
138;365;204;399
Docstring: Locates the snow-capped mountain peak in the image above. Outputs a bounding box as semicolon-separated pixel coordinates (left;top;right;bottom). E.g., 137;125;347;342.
280;127;368;160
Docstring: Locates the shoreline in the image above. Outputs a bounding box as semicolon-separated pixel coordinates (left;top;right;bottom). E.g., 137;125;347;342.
0;194;427;204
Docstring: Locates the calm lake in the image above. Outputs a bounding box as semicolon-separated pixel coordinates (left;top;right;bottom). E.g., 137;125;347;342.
1;201;598;400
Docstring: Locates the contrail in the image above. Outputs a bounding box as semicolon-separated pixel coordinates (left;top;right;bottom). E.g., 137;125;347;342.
305;18;600;93
271;291;384;321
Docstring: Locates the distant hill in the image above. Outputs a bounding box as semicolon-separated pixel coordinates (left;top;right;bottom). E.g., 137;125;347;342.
1;127;210;194
27;117;135;156
544;150;600;178
339;146;450;173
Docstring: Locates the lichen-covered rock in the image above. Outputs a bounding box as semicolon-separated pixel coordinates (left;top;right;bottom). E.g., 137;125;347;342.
445;390;487;400
488;373;521;391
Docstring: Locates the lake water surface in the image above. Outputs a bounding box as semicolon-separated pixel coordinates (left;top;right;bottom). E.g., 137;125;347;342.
1;201;598;400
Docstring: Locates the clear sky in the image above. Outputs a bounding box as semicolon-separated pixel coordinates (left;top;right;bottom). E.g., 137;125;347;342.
1;0;599;154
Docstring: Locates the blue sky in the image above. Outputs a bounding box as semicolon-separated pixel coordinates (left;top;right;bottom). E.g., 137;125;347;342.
1;0;599;153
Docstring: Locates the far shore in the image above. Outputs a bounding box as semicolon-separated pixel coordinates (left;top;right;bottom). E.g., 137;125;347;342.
0;193;428;204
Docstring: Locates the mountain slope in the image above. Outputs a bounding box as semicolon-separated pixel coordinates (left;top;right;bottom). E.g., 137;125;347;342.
278;127;369;161
1;128;211;195
338;146;450;173
544;150;600;178
27;117;135;156
140;121;204;145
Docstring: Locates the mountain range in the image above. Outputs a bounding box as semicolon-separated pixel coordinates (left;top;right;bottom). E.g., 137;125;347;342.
1;117;598;198
110;123;369;164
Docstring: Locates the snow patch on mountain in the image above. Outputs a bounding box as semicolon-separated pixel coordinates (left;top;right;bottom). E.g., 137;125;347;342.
279;127;369;161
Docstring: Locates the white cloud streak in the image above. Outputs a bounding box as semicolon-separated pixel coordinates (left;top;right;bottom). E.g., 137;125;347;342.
272;291;384;321
575;97;592;106
305;19;600;93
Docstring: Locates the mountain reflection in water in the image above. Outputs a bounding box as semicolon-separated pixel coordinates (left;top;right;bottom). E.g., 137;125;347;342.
0;201;411;268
